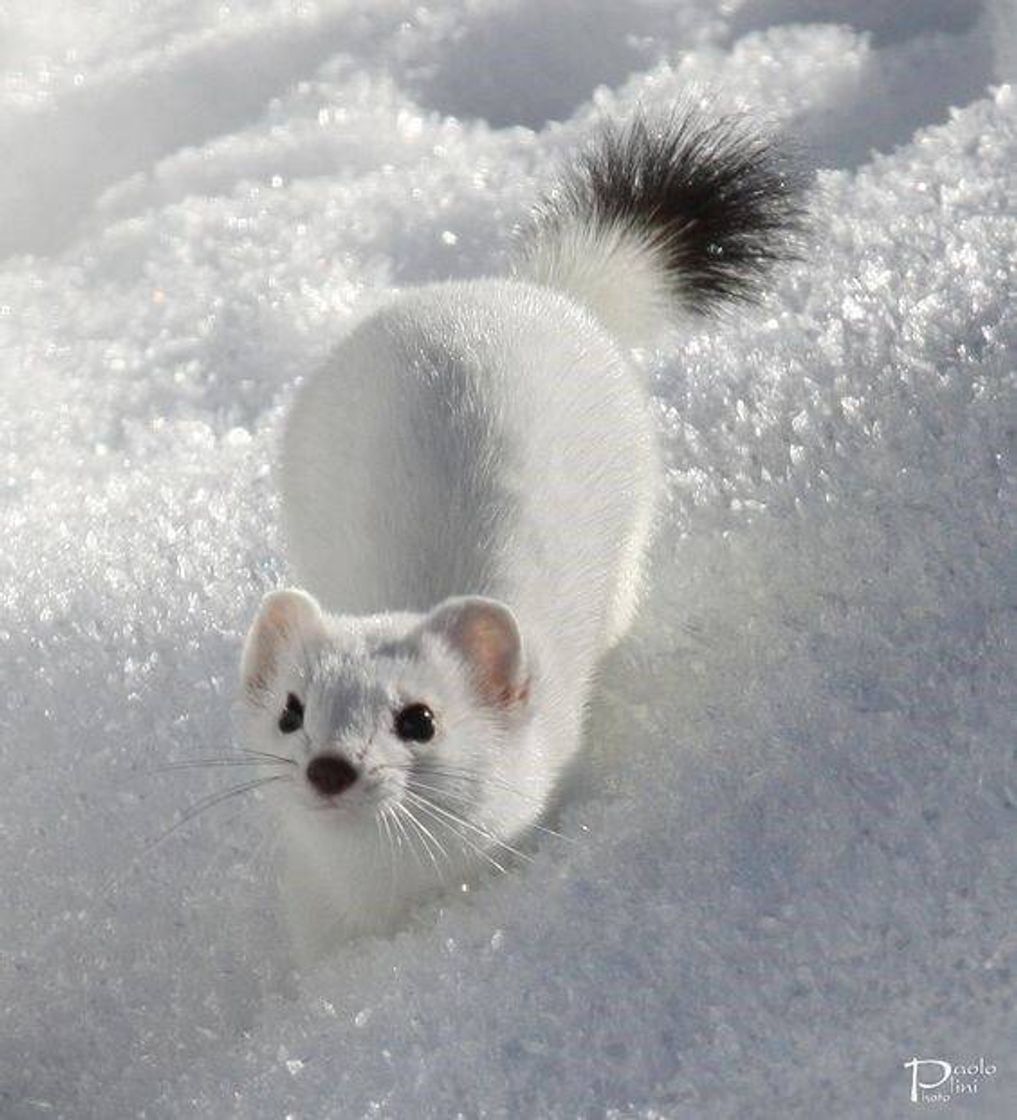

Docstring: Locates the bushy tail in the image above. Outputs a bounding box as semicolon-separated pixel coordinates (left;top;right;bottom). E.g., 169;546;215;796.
513;109;806;346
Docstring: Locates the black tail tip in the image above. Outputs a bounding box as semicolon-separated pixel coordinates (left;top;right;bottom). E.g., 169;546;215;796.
546;107;810;314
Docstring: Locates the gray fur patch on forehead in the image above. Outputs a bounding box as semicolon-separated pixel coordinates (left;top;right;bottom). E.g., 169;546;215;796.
321;609;425;652
307;651;393;736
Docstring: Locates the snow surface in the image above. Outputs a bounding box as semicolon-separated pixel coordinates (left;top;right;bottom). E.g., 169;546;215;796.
2;1;1017;1116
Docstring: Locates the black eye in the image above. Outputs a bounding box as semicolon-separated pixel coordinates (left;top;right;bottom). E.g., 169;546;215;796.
278;693;304;734
394;703;435;743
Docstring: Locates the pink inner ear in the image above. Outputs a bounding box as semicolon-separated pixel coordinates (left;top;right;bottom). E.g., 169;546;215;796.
242;588;323;695
430;597;527;710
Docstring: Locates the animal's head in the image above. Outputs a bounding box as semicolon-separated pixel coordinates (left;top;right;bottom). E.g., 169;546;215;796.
239;588;539;861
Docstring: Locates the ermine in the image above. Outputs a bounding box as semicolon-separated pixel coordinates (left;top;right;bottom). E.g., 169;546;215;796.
240;110;804;960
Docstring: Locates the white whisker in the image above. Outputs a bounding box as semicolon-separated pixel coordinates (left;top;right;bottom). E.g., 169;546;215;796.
405;777;576;844
403;793;508;876
236;748;299;767
411;763;549;808
390;801;427;872
395;801;449;882
378;804;398;910
404;788;533;865
145;758;293;774
102;773;291;900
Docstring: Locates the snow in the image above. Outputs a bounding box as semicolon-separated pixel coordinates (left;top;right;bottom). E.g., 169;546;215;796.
2;1;1016;1116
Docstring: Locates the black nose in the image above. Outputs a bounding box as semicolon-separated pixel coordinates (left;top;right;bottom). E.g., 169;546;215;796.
306;754;358;797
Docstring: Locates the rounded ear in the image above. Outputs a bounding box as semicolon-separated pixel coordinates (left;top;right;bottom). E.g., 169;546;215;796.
424;596;529;711
241;588;324;697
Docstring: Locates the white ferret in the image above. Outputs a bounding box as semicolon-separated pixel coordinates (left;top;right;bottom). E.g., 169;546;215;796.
240;110;803;960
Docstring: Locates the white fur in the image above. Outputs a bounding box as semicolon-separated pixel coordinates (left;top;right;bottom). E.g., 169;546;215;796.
243;277;660;959
513;219;679;347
